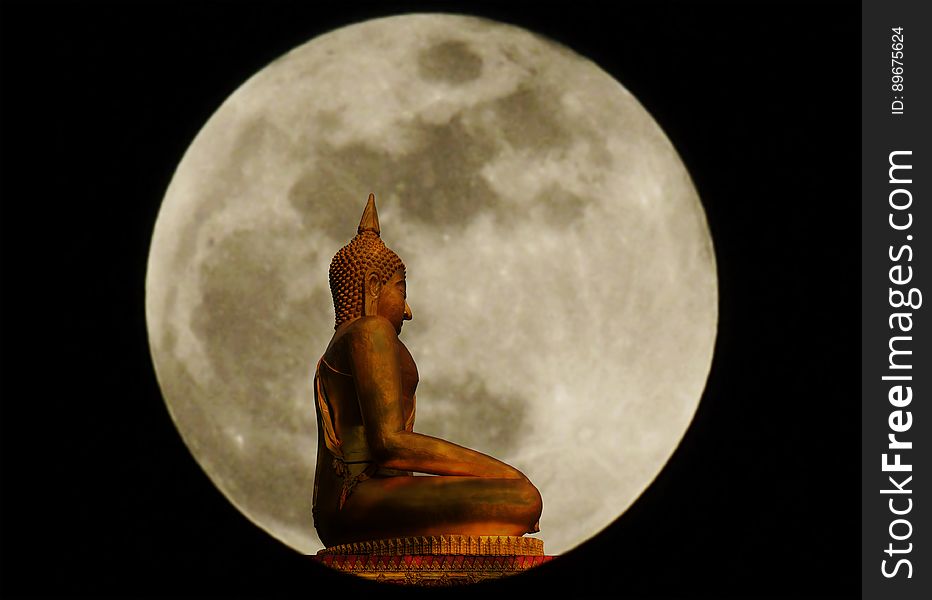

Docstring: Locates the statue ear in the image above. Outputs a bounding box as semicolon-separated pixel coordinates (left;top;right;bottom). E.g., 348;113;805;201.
363;269;381;316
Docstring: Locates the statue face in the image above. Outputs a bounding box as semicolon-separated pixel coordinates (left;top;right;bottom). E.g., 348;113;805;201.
377;268;412;334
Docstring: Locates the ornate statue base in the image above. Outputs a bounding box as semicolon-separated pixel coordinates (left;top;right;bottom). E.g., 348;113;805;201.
312;535;554;585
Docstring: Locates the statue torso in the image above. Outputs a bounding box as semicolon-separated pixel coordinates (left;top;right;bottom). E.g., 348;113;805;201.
320;320;418;457
313;317;418;520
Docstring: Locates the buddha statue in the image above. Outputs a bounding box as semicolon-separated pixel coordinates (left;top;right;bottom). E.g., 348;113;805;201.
312;194;543;549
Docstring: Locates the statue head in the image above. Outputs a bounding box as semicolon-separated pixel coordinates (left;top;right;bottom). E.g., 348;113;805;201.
329;194;411;331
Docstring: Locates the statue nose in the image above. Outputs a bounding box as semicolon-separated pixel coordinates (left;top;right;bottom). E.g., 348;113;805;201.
404;302;413;321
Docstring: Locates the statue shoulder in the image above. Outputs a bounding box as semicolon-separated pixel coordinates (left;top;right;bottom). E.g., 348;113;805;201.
327;317;399;371
342;315;399;343
337;317;404;377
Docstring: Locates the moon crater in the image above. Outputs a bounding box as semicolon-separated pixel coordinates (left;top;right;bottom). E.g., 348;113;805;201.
417;39;484;83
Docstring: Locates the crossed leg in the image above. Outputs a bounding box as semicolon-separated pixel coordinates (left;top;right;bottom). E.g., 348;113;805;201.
319;474;542;547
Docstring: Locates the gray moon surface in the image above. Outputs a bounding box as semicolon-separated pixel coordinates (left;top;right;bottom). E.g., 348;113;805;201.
146;14;717;556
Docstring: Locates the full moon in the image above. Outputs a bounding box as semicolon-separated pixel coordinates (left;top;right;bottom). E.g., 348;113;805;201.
146;14;717;556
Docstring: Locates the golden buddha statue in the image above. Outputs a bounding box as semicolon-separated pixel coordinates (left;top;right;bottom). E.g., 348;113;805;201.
312;194;543;549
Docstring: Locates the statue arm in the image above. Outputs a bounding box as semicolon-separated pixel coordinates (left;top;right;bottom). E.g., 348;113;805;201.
348;317;525;479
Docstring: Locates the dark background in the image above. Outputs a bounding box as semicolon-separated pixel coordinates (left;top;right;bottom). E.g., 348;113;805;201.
0;1;859;597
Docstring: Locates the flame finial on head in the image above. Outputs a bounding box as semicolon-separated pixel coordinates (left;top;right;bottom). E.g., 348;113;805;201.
357;193;380;235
